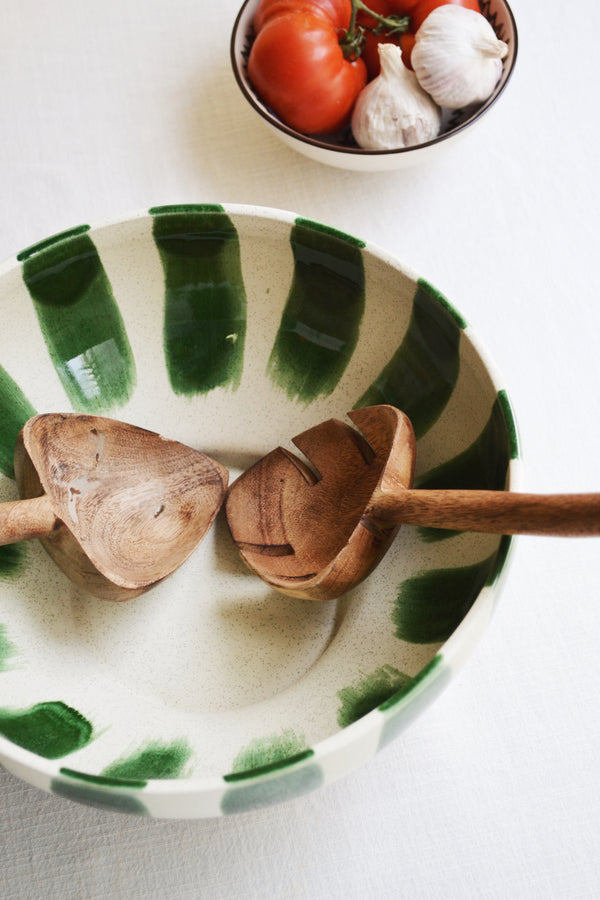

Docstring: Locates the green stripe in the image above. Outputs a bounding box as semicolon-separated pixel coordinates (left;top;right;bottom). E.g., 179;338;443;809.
0;700;93;759
20;230;136;413
337;664;413;727
101;739;192;780
378;656;442;711
149;203;224;216
60;767;146;788
228;728;308;775
223;747;314;782
0;544;28;581
0;365;31;581
416;391;514;542
267;218;365;403
392;553;498;644
0;365;36;478
486;533;513;586
293;217;366;249
221;752;323;814
52;774;149;814
356;279;463;439
0;625;17;672
151;205;246;395
17;224;91;261
496;388;520;459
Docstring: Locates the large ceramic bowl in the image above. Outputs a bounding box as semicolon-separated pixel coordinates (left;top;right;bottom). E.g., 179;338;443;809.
231;0;518;171
0;204;520;818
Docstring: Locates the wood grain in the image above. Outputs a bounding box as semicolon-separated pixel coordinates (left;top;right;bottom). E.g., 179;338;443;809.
3;413;228;600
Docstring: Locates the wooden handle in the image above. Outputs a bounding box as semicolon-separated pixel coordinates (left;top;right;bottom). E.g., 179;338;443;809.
377;490;600;536
0;494;58;545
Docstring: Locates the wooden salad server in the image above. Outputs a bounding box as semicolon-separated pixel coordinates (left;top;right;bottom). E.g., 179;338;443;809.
225;405;600;602
0;413;228;600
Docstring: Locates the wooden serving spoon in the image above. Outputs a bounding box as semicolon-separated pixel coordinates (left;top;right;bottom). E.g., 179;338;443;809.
225;405;600;601
0;413;228;600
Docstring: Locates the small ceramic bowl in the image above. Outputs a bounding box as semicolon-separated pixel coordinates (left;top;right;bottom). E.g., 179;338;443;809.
230;0;518;171
0;204;520;818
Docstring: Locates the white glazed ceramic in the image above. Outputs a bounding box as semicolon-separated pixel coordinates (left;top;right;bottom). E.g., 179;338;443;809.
230;0;518;171
0;204;520;817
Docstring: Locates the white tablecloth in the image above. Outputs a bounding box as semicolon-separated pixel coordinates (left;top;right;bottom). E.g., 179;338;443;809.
1;1;599;897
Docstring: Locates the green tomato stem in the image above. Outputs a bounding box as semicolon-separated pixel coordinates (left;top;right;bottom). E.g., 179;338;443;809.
341;0;410;59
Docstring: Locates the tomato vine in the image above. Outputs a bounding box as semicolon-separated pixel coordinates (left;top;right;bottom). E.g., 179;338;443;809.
340;0;410;60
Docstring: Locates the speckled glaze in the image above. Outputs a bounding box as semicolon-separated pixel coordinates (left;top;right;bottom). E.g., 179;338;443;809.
230;0;518;171
0;205;520;818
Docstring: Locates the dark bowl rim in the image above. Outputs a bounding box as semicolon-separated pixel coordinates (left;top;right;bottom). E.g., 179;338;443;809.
230;0;519;158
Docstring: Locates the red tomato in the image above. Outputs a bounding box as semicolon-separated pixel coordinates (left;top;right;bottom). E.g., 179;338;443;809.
254;0;351;34
357;0;401;81
387;0;480;32
248;11;367;134
399;31;416;68
384;0;421;12
410;0;480;31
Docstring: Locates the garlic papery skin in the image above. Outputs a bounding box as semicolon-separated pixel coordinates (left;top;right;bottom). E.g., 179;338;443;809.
411;5;508;110
351;43;441;151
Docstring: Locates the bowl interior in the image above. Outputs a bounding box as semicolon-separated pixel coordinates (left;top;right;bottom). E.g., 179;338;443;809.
0;205;519;816
230;0;518;170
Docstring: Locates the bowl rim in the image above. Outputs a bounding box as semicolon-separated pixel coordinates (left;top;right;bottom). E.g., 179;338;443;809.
230;0;519;158
0;202;522;814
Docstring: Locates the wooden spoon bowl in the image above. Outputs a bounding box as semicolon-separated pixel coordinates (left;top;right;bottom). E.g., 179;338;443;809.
226;405;600;602
225;406;415;601
1;413;228;600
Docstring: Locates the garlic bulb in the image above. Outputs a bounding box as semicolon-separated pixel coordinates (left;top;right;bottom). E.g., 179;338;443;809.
351;43;441;151
411;5;508;110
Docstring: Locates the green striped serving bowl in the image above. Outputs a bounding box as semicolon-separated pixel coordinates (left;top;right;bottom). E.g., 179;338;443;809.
0;204;519;818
